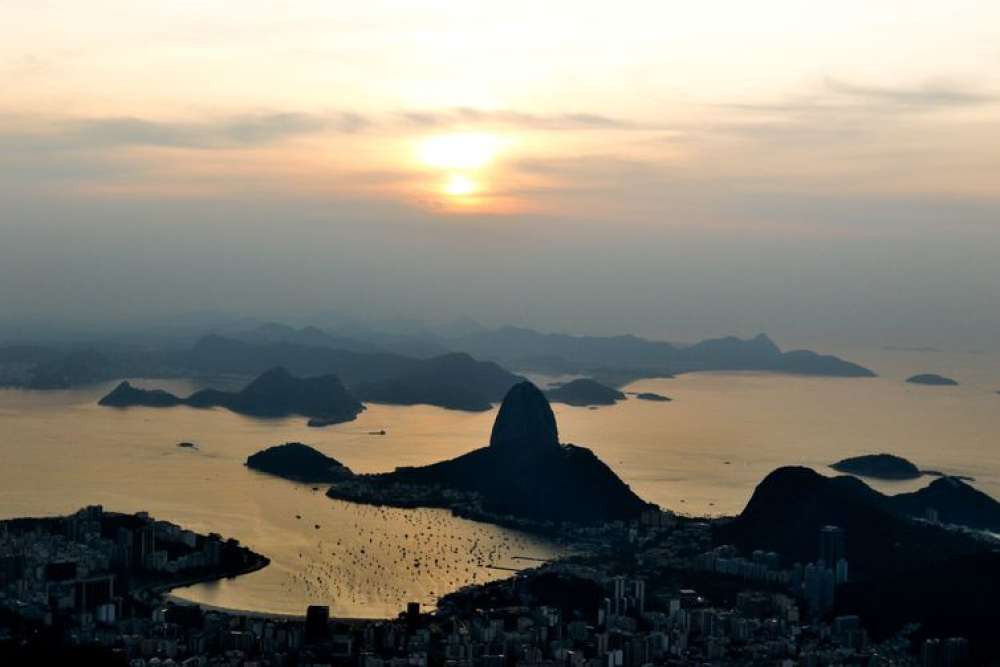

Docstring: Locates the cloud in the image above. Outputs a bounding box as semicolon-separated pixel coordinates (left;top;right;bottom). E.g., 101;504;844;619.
823;78;997;108
723;78;998;118
1;106;642;155
60;112;370;149
397;108;637;130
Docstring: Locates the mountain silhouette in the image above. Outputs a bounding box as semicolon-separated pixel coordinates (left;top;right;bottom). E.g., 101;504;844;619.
328;381;650;523
99;367;364;425
246;442;353;483
545;378;625;406
715;466;991;577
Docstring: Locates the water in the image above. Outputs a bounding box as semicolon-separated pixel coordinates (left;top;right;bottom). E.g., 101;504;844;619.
0;380;564;618
1;345;998;617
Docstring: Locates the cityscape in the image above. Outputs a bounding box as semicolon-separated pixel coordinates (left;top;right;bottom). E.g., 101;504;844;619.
3;1;1000;665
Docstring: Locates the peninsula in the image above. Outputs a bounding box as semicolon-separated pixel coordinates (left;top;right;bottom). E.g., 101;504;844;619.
327;382;652;526
99;367;364;426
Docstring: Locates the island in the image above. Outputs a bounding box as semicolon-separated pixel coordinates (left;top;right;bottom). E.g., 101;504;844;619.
100;382;183;407
99;367;365;426
906;373;958;386
246;442;354;483
635;391;671;402
327;381;652;527
545;378;625;406
830;454;921;480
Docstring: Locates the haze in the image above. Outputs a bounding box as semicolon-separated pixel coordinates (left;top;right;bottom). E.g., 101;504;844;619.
2;1;999;349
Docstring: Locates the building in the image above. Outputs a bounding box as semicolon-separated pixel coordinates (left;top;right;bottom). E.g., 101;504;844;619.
305;604;330;643
818;525;845;568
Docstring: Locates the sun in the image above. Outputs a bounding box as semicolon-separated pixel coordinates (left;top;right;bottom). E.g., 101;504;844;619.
418;133;501;170
443;173;477;197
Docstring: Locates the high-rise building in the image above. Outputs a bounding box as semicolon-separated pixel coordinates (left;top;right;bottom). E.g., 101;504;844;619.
137;525;156;568
818;525;845;568
305;605;330;643
835;557;849;584
406;601;420;633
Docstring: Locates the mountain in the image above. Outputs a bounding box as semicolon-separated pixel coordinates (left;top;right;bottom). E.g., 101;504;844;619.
906;373;958;386
221;367;363;420
446;328;874;381
246;443;354;483
327;382;651;524
98;368;364;425
714;467;990;577
1;325;875;393
171;336;520;411
24;349;114;389
892;476;1000;532
99;381;183;408
834;551;1000;663
545;378;625;406
172;334;411;383
227;322;381;354
352;353;523;411
450;326;678;373
830;454;922;480
672;333;781;369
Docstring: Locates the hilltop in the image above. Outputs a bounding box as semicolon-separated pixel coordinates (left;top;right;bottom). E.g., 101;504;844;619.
327;382;651;525
715;466;999;576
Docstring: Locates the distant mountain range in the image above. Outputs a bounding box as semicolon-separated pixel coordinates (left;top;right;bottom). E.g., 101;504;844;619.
445;328;875;381
326;382;652;524
1;322;875;401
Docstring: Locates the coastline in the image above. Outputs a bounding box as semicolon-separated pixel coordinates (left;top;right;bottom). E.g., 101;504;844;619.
146;552;272;597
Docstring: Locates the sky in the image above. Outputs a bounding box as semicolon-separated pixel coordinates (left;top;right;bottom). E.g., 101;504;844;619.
2;1;999;349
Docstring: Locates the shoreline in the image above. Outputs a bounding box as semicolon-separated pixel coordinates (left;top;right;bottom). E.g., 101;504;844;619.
146;552;272;598
162;593;391;624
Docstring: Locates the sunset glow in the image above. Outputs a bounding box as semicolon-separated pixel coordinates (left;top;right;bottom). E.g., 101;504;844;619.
443;173;477;197
418;134;502;171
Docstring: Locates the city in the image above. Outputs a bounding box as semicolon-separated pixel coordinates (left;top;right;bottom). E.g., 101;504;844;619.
0;505;970;665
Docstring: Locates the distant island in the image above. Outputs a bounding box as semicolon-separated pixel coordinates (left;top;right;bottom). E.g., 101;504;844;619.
830;454;922;480
246;442;353;483
327;382;652;526
906;373;958;386
831;453;975;482
99;367;364;426
545;378;625;406
635;392;671;402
